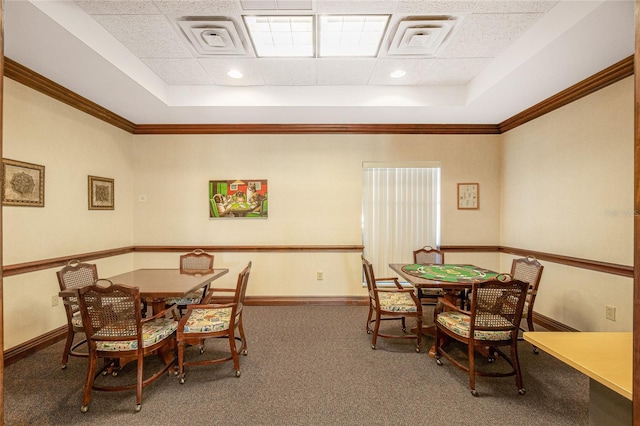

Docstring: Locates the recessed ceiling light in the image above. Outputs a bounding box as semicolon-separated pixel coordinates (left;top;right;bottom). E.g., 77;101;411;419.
227;69;244;79
390;69;406;78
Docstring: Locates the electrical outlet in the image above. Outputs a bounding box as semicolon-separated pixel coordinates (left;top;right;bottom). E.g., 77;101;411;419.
316;271;323;281
51;295;59;307
605;305;616;321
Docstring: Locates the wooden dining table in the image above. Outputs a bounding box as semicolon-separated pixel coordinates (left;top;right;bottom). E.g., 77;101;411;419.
106;268;230;315
389;263;499;356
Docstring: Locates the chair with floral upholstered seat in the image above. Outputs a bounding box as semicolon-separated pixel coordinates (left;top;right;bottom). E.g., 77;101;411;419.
165;249;214;315
56;260;99;369
434;274;529;396
362;256;422;352
177;261;252;383
76;280;178;413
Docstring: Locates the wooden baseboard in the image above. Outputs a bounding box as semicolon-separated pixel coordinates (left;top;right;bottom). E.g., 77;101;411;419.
4;300;575;365
4;326;67;367
532;312;579;332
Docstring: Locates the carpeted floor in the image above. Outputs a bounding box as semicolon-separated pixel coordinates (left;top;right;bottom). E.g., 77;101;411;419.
4;305;589;425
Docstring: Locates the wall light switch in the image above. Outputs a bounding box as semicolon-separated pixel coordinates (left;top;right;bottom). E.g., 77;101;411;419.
51;295;59;307
316;271;323;280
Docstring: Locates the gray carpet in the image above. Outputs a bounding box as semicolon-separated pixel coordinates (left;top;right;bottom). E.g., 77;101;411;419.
4;305;589;425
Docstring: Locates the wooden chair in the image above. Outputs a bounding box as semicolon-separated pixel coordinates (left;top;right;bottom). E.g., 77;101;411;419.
76;281;178;413
177;261;252;383
362;256;422;352
165;249;214;315
434;275;529;396
412;246;445;305
511;256;544;353
56;260;98;369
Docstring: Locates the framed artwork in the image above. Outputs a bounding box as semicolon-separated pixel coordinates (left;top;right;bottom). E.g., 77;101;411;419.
209;179;268;218
2;158;45;207
457;183;479;210
88;175;114;210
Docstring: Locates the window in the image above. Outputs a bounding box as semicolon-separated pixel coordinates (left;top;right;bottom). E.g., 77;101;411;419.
362;162;441;279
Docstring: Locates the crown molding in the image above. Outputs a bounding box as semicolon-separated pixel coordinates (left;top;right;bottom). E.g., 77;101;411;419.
4;55;633;135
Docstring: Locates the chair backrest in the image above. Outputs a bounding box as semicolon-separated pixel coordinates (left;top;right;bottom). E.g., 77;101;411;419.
361;256;378;302
510;256;544;303
413;246;444;265
77;283;142;347
56;260;98;317
56;260;98;291
233;262;252;315
470;276;529;334
180;249;214;273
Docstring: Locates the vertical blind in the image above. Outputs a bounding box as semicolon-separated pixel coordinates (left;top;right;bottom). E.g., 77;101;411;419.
362;162;441;279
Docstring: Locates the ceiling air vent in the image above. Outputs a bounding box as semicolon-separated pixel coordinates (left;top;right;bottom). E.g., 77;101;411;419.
177;18;247;56
386;16;463;57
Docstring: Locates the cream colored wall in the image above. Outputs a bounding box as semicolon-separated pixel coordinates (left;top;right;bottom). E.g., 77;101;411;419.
500;77;634;332
132;134;502;296
2;79;135;349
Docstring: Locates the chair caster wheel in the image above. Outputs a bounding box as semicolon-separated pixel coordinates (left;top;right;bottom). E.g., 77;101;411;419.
533;347;539;354
112;371;118;377
371;345;376;350
235;370;241;378
436;359;443;366
415;347;420;353
471;390;479;397
80;405;88;413
135;404;141;413
179;376;185;384
402;327;407;332
199;346;205;354
367;330;371;334
61;364;67;370
242;349;248;356
488;357;495;363
518;388;526;395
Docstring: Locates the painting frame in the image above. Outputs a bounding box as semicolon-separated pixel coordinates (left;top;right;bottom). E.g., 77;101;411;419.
457;182;479;210
2;158;45;207
88;175;115;210
209;179;268;219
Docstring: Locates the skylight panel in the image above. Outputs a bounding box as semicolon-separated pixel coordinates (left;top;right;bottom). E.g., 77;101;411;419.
319;15;389;57
244;15;314;57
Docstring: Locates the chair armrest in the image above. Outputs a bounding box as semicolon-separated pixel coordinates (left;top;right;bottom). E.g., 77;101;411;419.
201;287;235;304
143;305;178;323
375;277;403;289
437;297;469;315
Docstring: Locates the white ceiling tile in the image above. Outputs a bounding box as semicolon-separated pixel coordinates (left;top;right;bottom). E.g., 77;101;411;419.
75;1;161;15
152;0;241;15
418;58;490;85
441;13;543;58
471;1;559;14
199;58;266;85
317;59;376;85
316;1;398;14
143;58;214;84
394;1;476;14
92;14;193;58
258;59;317;85
369;58;431;85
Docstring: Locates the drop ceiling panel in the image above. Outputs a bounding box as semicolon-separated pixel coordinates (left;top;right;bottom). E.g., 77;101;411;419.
152;0;241;15
316;58;376;85
143;58;214;85
441;13;544;58
92;14;192;58
418;58;490;86
75;0;161;15
199;58;266;85
258;59;318;85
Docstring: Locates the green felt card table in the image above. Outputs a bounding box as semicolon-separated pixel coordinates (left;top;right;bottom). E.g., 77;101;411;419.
389;263;500;357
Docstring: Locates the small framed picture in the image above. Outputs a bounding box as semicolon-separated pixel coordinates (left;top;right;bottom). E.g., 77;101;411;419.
2;158;45;207
88;176;114;210
457;183;479;210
